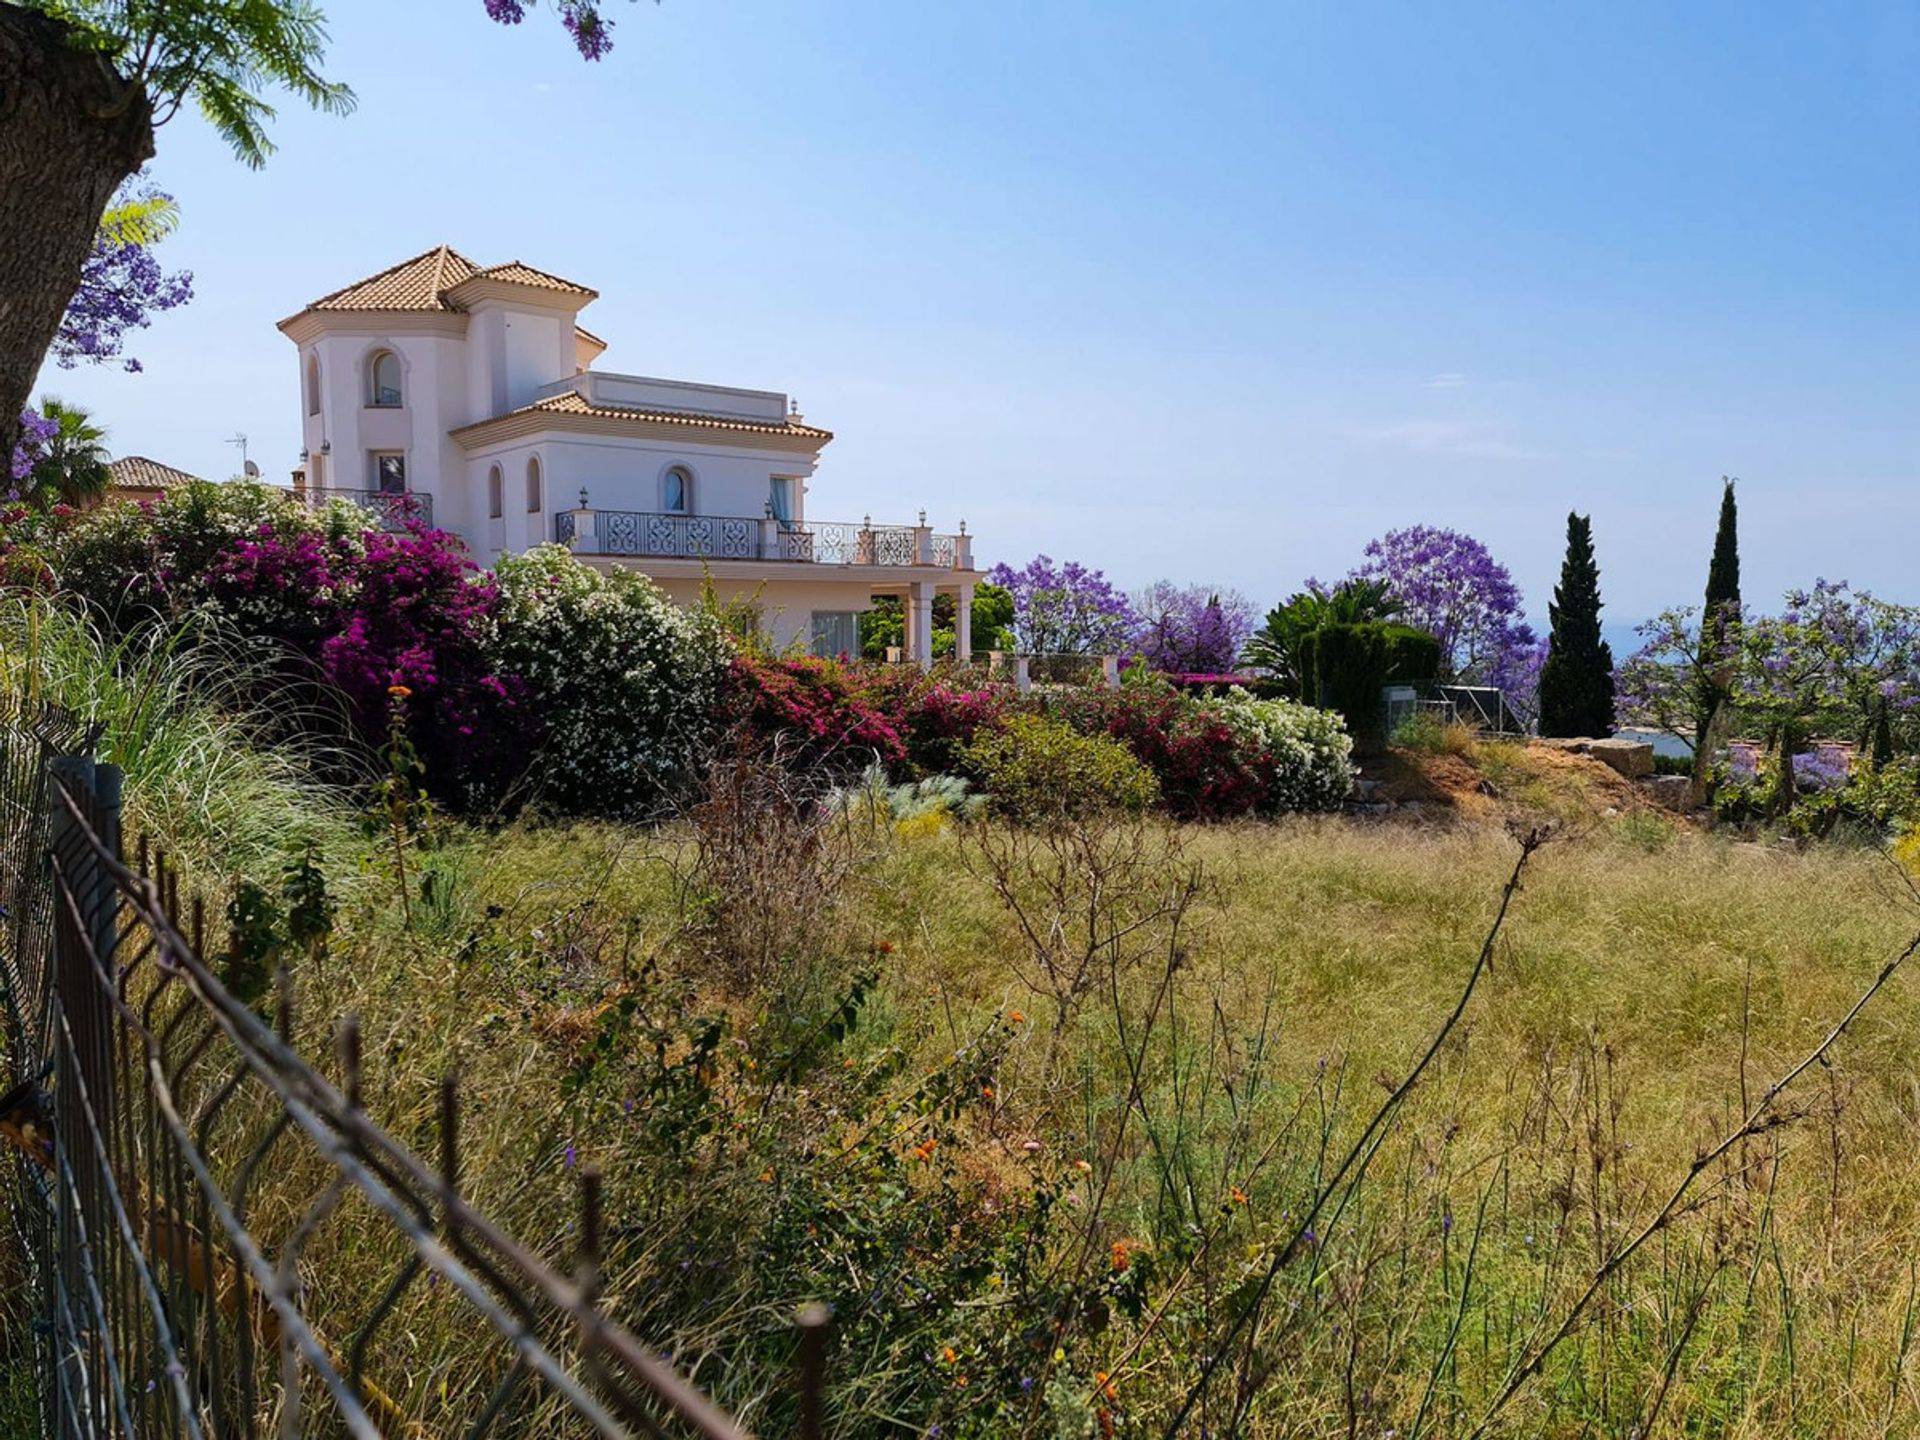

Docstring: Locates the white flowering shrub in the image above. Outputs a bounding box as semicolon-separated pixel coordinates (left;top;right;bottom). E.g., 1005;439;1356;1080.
1214;689;1356;813
488;546;730;817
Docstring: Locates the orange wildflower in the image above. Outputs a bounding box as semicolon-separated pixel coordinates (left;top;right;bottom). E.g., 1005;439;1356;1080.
1230;1185;1250;1206
1007;1009;1026;1024
1110;1241;1131;1273
387;684;412;699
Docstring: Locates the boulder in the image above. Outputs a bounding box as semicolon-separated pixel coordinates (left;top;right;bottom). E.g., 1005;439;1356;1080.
1585;737;1654;779
1642;774;1695;811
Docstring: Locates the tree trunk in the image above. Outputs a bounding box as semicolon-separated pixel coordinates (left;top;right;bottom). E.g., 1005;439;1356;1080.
0;3;154;468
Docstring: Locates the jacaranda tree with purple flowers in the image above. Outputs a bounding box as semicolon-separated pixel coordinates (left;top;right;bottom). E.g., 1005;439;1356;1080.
51;180;193;373
987;555;1138;657
1133;581;1256;675
1347;525;1539;709
1619;580;1920;792
481;0;627;59
11;180;192;491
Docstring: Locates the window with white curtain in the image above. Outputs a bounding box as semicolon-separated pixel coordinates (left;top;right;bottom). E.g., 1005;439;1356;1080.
810;611;860;659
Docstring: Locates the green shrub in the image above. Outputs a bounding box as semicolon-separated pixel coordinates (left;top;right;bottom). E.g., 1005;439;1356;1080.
1391;709;1471;756
1380;623;1441;685
966;714;1158;821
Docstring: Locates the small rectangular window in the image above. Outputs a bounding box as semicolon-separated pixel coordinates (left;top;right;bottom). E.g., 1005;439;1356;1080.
373;452;406;494
810;610;860;660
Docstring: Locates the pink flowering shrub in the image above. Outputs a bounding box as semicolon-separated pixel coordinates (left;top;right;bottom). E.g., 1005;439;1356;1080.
206;519;524;801
722;656;908;771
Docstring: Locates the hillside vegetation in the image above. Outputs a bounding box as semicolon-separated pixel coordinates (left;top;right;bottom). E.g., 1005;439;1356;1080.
228;757;1920;1437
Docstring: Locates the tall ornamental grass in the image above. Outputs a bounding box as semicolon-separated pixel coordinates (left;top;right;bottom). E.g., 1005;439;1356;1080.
0;594;354;878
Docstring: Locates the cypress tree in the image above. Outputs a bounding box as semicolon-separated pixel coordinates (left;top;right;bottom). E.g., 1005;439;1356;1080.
1704;476;1741;623
1693;477;1741;775
1537;512;1615;738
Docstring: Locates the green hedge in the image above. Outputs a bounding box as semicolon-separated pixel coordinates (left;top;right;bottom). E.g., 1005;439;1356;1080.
1307;622;1440;753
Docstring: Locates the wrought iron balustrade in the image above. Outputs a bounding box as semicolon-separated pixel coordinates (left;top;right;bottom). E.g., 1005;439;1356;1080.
298;487;433;531
597;511;760;560
557;510;955;567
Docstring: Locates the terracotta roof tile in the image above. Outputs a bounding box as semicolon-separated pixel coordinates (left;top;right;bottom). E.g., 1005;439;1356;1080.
469;261;597;297
108;456;202;491
302;245;482;312
461;390;833;441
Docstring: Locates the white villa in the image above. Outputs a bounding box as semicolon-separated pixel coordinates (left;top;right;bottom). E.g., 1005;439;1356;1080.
279;245;979;661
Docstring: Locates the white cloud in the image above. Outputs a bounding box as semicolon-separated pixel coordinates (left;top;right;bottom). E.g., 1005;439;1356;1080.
1337;419;1551;463
1422;372;1469;389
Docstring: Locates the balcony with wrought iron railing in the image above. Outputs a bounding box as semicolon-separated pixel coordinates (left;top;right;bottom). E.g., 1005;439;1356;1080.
555;502;972;570
288;487;434;531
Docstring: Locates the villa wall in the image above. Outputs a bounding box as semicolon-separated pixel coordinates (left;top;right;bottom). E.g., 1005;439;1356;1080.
647;573;880;654
456;432;820;559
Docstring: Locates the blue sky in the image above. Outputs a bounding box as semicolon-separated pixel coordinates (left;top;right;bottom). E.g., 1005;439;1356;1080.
41;0;1920;636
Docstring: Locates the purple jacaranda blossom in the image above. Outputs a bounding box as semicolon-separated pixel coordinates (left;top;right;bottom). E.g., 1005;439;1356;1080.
1134;580;1258;675
986;554;1138;656
483;0;615;58
1348;526;1539;698
52;180;193;374
1789;747;1852;792
9;407;57;489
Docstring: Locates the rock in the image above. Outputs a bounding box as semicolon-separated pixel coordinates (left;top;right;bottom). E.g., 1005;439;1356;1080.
1585;738;1654;779
1642;774;1694;811
1536;737;1593;755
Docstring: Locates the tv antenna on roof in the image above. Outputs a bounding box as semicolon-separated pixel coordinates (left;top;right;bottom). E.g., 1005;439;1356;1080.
227;432;249;473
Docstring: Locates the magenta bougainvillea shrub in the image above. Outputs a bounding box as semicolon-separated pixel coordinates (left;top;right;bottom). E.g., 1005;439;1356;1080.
9;481;525;803
203;517;524;801
721;656;909;771
898;680;1019;777
720;660;1029;781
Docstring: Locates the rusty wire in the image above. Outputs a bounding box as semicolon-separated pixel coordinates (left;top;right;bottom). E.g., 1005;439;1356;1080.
0;721;784;1439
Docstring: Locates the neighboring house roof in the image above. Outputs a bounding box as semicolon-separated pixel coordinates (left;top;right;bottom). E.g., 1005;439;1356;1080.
450;390;833;449
108;456;202;491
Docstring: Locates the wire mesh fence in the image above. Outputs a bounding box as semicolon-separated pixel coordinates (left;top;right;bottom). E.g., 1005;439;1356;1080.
0;713;790;1438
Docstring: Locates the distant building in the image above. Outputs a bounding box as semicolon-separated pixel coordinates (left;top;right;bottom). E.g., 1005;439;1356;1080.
106;455;202;505
278;245;979;661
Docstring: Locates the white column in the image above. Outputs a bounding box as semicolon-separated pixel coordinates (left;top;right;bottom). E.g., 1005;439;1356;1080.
955;582;975;665
909;581;936;669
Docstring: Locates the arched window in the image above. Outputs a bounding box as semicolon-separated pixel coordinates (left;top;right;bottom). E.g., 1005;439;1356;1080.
662;466;691;514
369;350;402;408
487;465;504;519
525;456;543;514
305;354;321;416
